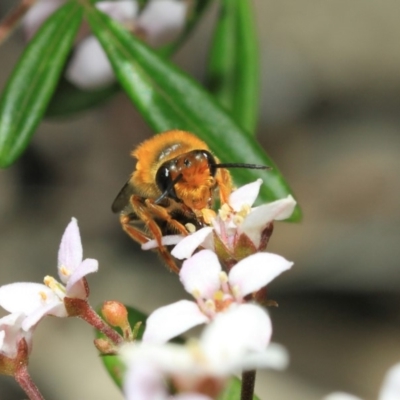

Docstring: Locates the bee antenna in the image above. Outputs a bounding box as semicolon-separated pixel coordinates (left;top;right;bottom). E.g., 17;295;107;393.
154;173;183;204
215;163;272;170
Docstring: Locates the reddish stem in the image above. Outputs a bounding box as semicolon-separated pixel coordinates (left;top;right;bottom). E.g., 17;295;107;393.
64;297;124;345
14;364;44;400
79;302;124;345
0;0;37;45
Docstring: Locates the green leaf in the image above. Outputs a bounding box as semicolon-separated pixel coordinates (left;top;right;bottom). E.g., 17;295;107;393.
207;0;259;134
0;2;83;168
86;7;301;221
45;78;119;118
218;377;260;400
45;0;212;117
99;306;147;389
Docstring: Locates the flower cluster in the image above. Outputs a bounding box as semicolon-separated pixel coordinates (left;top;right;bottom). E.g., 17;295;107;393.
0;180;296;399
122;179;296;399
0;218;112;393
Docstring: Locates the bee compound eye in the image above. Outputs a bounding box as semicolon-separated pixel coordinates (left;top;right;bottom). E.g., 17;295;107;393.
155;166;171;194
155;164;180;202
202;151;216;176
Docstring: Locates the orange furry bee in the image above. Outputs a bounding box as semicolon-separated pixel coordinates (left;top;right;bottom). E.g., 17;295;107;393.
112;130;268;273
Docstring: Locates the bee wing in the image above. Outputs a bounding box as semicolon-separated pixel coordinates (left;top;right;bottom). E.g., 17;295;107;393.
112;179;136;213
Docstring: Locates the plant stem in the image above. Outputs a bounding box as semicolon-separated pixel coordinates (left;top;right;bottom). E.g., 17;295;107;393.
14;364;44;400
241;370;256;400
79;302;124;345
64;297;124;345
0;0;37;45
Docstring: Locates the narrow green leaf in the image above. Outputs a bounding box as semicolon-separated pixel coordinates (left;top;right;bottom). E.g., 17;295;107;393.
207;0;259;134
218;377;260;400
86;7;301;220
0;2;83;168
45;0;212;117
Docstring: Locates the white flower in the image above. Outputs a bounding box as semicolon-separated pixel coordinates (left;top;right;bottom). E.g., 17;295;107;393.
0;218;98;330
170;179;296;259
124;362;213;400
324;362;400;400
123;305;288;399
23;0;189;90
141;179;297;258
0;313;33;360
143;249;292;343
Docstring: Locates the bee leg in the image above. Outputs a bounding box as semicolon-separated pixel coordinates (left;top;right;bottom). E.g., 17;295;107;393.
128;196;180;274
120;214;151;243
216;168;233;205
144;199;189;236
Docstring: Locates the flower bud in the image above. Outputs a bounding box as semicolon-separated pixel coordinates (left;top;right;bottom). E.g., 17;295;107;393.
102;301;128;329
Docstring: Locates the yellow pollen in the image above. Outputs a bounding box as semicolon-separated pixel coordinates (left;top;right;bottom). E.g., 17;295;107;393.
185;223;196;233
231;284;241;298
233;214;244;226
241;204;251;215
219;271;228;284
218;203;231;221
213;290;224;301
59;265;71;277
204;299;216;312
39;291;48;301
202;208;217;225
43;275;66;295
44;275;56;288
192;289;201;299
232;204;251;226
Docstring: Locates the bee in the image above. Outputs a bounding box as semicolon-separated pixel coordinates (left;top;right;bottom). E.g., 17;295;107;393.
112;130;268;273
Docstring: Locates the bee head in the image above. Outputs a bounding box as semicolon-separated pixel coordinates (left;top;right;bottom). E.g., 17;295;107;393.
155;150;217;208
154;149;270;209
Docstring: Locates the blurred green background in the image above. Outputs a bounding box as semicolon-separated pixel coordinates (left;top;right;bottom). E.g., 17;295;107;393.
1;1;399;399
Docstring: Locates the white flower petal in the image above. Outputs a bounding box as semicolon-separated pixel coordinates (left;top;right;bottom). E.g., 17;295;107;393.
171;227;213;260
0;283;59;315
228;179;262;211
96;0;139;23
229;252;293;297
175;395;213;400
23;0;64;39
122;342;194;374
58;218;83;281
0;313;28;358
324;394;363;400
65;36;115;90
271;195;297;220
240;195;297;247
22;302;67;331
0;330;5;351
141;235;184;250
180;250;222;298
66;258;98;298
137;0;188;46
124;362;167;400
200;304;272;374
239;343;289;371
379;363;400;400
143;300;208;344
